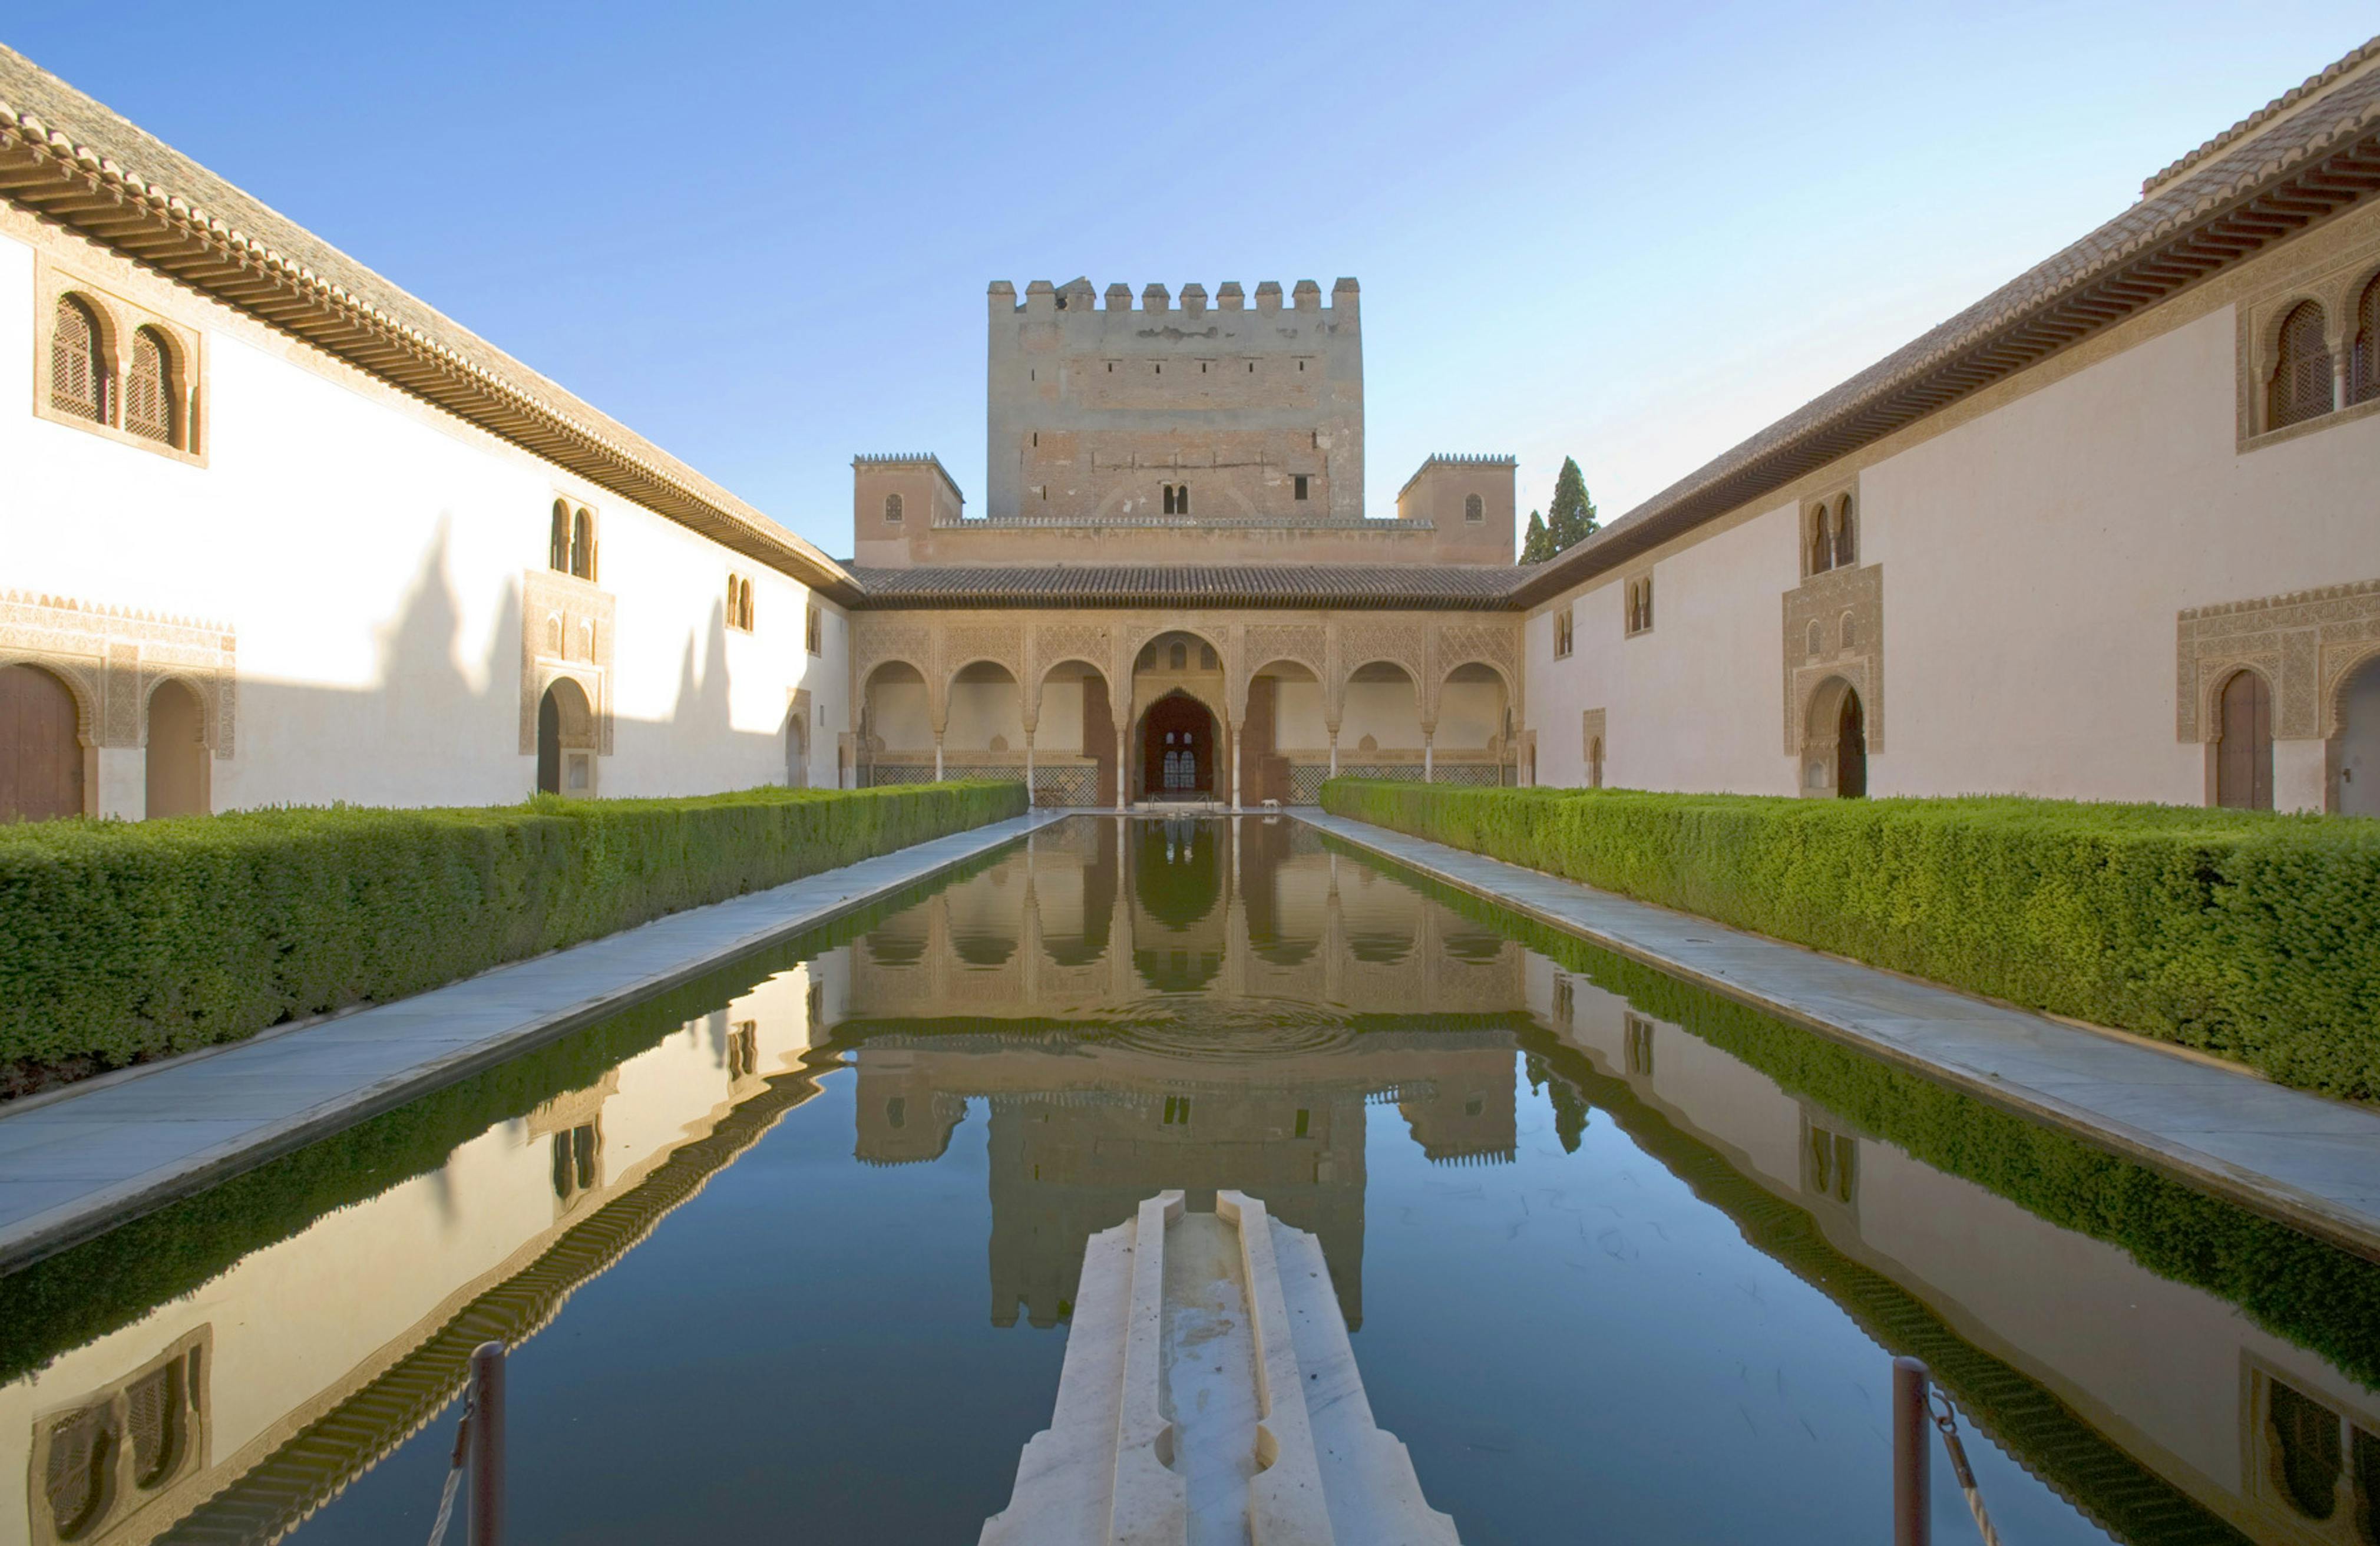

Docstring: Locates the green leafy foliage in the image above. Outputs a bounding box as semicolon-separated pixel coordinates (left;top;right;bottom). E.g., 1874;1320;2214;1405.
1545;456;1597;552
1321;780;2380;1099
1519;508;1552;564
0;782;1025;1077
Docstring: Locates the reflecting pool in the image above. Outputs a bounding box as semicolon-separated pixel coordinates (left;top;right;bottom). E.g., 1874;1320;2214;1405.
4;817;2376;1544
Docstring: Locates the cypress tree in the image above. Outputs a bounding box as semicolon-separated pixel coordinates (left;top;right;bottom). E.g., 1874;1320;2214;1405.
1546;457;1597;553
1520;509;1551;563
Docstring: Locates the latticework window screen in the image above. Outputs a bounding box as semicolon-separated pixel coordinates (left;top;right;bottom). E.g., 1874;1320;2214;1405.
124;328;174;444
2353;276;2380;407
2270;302;2335;428
50;296;105;424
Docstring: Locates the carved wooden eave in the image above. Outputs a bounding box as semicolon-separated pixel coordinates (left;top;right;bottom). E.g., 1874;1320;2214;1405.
0;88;859;605
1510;39;2380;609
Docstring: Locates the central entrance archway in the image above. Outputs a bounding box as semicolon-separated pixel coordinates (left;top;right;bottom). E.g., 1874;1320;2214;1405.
1139;691;1217;801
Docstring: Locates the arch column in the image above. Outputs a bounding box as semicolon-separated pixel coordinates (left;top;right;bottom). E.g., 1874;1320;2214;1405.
1020;696;1038;806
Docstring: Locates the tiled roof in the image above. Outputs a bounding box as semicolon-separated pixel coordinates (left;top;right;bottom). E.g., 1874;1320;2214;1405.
0;48;857;600
847;564;1526;610
1510;35;2380;609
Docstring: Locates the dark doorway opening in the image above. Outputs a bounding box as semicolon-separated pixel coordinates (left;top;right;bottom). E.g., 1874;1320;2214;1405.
1836;689;1867;800
1139;692;1216;800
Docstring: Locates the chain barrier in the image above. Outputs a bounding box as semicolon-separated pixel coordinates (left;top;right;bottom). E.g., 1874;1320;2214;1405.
424;1386;476;1546
1928;1387;2004;1546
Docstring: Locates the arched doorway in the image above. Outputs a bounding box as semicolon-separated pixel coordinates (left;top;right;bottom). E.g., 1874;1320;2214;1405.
1836;688;1867;799
785;707;809;788
2216;669;2273;811
146;679;209;818
536;677;596;796
2332;654;2380;817
1140;691;1217;801
2;663;83;821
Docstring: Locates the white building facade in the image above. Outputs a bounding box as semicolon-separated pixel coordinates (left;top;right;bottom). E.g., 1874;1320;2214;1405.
1519;41;2380;815
0;50;851;822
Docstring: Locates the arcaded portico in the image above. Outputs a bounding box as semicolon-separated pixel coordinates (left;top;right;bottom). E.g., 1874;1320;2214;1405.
849;602;1521;804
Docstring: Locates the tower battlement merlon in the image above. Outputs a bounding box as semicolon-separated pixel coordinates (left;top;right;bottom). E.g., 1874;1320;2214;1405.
991;280;1359;315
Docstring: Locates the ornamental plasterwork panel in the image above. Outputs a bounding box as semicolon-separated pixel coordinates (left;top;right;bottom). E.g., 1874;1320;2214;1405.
1336;620;1424;674
850;619;933;685
1781;563;1885;755
941;622;1026;682
0;589;237;754
1031;623;1111;680
1435;623;1518;684
519;570;617;756
1243;623;1327;679
2177;577;2380;741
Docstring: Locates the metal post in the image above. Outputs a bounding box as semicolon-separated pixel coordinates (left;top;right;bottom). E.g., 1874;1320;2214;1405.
1893;1355;1929;1546
469;1340;506;1546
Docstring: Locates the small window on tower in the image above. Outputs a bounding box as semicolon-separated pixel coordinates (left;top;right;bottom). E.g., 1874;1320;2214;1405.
1294;475;1310;501
1465;493;1484;523
884;493;904;524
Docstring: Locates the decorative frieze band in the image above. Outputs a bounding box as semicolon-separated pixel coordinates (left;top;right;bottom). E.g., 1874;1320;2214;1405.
0;589;237;755
2176;577;2380;742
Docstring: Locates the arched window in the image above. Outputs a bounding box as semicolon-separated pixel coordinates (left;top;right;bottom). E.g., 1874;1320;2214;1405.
1169;642;1188;670
883;493;904;524
740;579;755;631
124;327;176;444
51;295;107;424
1810;506;1834;574
1806;620;1823;658
570;508;594;580
1840;612;1857;650
1834;496;1857;566
2270;300;2334;429
1588;736;1604;788
549;500;570;571
1464;493;1484;523
2352;273;2380;407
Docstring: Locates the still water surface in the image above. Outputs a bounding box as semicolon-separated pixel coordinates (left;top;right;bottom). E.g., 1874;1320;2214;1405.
4;817;2376;1544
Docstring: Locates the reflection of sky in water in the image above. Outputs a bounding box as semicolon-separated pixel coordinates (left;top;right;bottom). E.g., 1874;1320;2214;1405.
5;816;2372;1546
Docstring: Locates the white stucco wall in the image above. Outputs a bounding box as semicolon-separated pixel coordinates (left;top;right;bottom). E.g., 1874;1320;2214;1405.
1;228;848;814
1526;279;2380;808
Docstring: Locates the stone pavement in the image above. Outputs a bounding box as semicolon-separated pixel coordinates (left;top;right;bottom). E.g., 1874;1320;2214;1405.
1298;810;2380;1264
0;810;1066;1273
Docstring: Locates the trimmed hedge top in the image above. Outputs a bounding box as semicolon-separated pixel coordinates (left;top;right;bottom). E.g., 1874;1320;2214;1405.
0;781;1026;1081
1322;780;2380;1100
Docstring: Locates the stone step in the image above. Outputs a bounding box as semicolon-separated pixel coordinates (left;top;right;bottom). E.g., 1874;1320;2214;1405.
982;1190;1460;1546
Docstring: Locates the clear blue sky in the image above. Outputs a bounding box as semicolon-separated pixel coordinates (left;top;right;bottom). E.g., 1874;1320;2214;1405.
10;3;2374;557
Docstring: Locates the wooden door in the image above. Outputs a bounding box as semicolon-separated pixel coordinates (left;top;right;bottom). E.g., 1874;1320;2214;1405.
2217;670;2273;810
1;664;83;821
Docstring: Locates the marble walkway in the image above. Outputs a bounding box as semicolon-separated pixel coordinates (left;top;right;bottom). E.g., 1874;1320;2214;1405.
1297;810;2380;1264
0;810;1066;1273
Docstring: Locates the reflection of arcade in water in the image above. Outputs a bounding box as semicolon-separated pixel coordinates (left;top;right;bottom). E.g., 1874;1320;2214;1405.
832;817;1527;1327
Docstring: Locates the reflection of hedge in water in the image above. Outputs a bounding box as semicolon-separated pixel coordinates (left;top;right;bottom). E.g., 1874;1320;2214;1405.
1522;1036;2248;1546
0;857;1002;1386
1325;834;2380;1393
166;1067;826;1544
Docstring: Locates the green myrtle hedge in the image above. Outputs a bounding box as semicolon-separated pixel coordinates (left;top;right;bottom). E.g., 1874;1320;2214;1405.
1321;780;2380;1099
0;781;1024;1077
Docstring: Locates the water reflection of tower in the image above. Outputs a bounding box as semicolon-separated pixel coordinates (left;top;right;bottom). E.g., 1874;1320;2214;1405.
842;817;1528;1332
